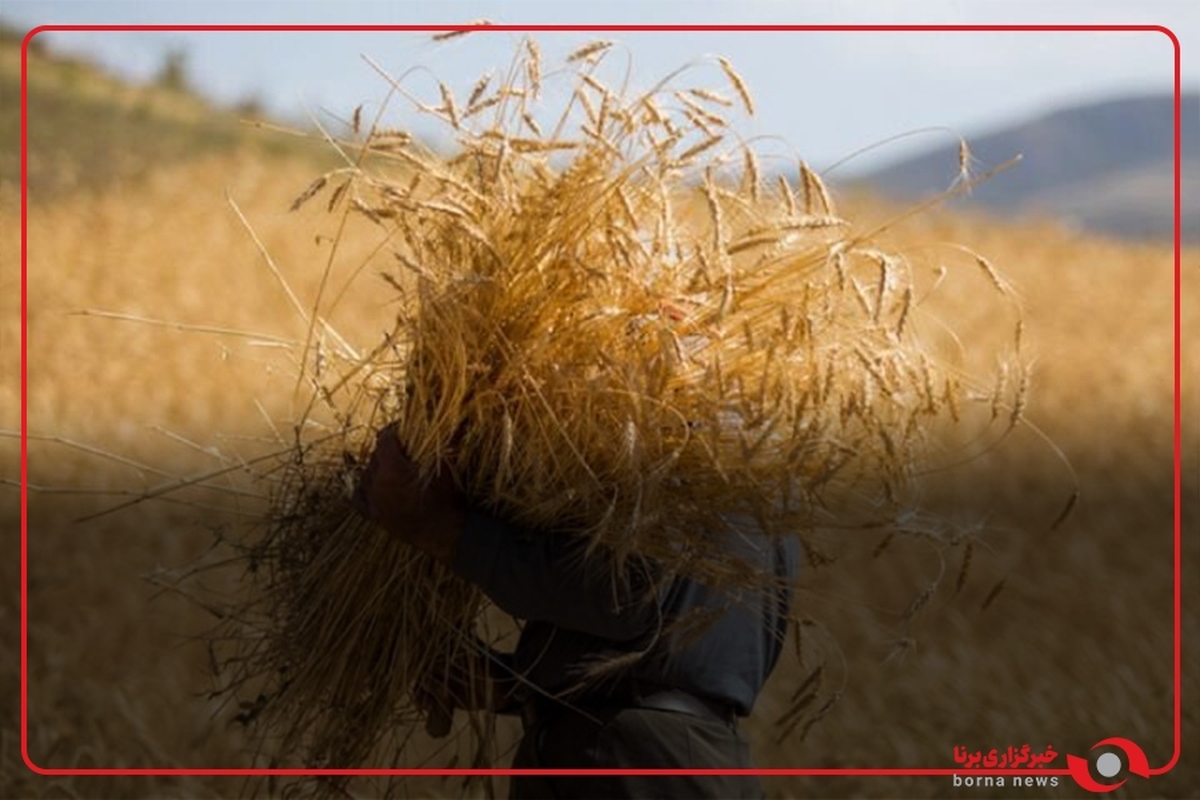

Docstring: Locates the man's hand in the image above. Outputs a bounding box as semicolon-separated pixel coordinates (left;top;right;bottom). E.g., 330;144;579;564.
354;424;467;566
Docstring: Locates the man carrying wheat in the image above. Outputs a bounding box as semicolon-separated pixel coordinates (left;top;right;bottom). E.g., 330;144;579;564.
357;423;797;799
230;36;1023;799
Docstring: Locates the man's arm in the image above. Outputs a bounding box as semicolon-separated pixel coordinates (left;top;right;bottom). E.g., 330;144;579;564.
356;425;658;641
451;508;658;642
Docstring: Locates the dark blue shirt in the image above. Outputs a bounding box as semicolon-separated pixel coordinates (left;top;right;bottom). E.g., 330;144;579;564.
452;509;800;716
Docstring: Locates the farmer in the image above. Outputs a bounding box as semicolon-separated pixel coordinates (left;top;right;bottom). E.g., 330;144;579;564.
357;424;799;799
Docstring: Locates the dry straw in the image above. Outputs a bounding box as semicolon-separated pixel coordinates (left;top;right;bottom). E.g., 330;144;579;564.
203;34;1027;785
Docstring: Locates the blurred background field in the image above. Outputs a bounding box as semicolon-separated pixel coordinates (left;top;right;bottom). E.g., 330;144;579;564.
1;13;1198;799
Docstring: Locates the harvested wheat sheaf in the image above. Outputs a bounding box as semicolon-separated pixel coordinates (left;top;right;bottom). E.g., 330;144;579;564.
210;35;1025;783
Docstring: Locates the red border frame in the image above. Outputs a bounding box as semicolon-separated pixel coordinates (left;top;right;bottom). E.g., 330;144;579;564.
19;23;1183;782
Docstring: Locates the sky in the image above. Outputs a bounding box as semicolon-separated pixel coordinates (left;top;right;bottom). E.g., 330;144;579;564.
2;0;1197;174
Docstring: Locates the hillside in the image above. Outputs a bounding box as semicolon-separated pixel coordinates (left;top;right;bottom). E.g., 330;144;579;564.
859;93;1200;242
0;26;326;201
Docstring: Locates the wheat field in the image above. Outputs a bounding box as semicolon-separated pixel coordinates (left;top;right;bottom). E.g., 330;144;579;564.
1;76;1197;799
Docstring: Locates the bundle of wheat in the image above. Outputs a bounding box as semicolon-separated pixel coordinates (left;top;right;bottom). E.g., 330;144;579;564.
209;34;1024;786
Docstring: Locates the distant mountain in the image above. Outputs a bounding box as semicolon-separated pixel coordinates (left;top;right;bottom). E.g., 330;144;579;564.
857;93;1200;243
